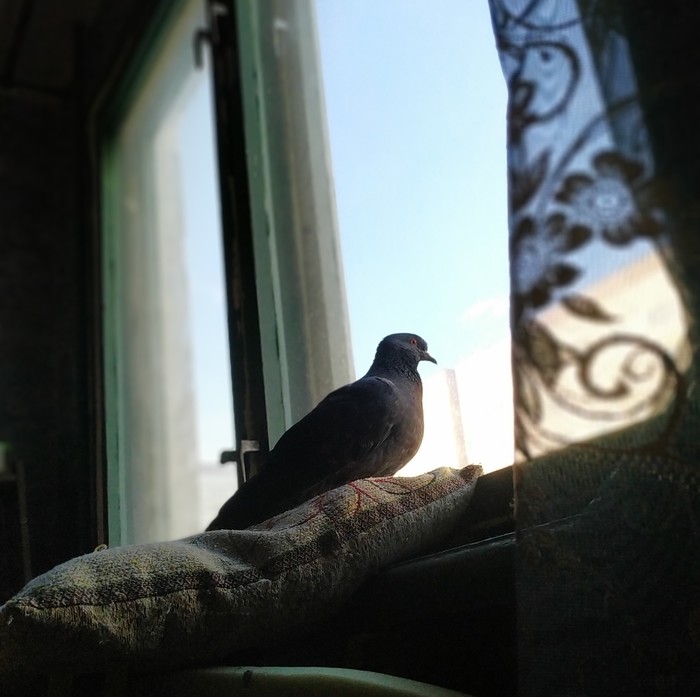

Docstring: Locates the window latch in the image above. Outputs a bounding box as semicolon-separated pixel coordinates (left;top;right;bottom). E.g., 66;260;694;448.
220;440;260;483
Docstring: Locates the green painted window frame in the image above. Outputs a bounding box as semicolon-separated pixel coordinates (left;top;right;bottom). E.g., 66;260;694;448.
98;0;355;542
100;0;205;545
232;0;354;438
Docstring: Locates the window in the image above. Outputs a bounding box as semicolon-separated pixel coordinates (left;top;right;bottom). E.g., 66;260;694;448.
238;0;513;475
101;0;237;544
99;0;515;549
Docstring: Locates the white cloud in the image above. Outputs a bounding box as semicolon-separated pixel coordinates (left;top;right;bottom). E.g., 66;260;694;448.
461;295;510;322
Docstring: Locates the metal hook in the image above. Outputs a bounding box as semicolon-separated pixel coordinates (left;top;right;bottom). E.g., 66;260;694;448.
192;0;229;69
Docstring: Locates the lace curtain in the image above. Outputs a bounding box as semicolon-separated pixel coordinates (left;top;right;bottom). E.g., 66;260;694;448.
489;0;700;693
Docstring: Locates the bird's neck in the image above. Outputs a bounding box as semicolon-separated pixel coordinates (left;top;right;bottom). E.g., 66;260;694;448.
367;361;421;384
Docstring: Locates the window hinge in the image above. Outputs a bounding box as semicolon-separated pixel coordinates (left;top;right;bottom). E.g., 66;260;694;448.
193;0;228;69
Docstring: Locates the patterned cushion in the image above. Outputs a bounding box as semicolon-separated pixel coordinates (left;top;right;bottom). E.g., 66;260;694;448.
0;466;481;675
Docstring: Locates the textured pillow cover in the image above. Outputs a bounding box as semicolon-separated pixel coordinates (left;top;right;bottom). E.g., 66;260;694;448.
0;466;481;675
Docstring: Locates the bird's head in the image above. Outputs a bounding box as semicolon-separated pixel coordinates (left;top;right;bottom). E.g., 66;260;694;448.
374;333;437;371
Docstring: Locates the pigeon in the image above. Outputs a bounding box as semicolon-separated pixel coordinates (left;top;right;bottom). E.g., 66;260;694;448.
206;333;436;530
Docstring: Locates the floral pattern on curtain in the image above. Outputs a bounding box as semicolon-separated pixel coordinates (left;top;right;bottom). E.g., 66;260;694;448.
489;0;700;693
491;0;688;460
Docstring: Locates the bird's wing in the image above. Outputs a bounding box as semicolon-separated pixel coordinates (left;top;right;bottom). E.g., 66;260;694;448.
266;375;402;481
206;376;406;530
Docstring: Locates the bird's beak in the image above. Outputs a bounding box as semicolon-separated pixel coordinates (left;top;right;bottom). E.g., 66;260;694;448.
422;350;437;365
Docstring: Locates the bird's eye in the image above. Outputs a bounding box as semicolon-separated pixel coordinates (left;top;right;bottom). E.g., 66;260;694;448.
410;338;417;345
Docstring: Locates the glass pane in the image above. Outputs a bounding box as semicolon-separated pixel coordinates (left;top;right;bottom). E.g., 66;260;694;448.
315;0;512;474
102;0;236;544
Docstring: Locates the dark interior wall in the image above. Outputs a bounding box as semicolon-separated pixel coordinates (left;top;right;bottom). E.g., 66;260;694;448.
0;0;163;602
0;92;91;598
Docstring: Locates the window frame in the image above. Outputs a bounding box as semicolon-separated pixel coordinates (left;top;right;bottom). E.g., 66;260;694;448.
99;0;192;545
229;0;355;440
95;0;518;540
97;0;270;542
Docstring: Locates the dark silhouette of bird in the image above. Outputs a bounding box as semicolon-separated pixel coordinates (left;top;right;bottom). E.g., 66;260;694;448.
206;333;436;530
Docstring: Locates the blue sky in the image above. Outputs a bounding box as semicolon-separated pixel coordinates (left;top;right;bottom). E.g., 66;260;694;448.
180;71;236;461
315;0;509;373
